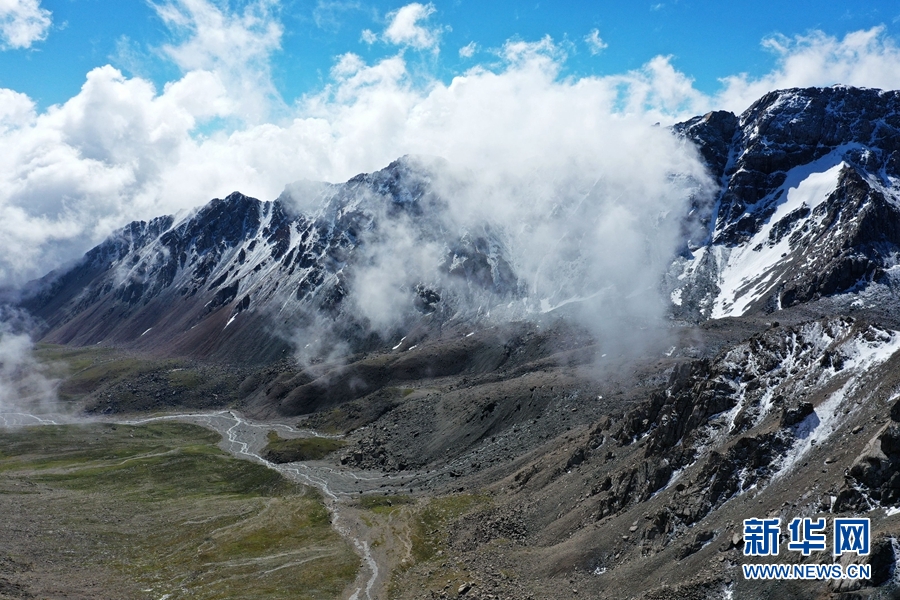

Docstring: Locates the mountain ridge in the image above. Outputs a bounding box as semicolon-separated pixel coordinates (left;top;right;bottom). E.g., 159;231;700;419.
17;155;525;364
673;85;900;320
19;86;900;359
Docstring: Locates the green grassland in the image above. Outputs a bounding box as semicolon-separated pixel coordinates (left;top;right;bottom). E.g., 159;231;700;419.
358;494;414;515
0;422;359;599
408;494;488;563
262;431;347;463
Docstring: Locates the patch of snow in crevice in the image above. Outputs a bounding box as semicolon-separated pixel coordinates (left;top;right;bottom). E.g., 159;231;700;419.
736;466;755;494
774;327;900;479
656;466;686;495
141;328;152;336
841;327;900;371
773;389;844;478
747;388;777;431
865;171;900;210
710;152;854;318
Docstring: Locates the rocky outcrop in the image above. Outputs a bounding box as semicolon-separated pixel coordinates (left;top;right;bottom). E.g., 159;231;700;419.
582;318;899;534
703;87;900;246
835;398;900;511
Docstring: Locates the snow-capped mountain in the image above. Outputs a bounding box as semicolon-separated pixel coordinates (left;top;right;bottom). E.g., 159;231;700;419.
16;85;900;361
672;86;900;320
17;156;520;362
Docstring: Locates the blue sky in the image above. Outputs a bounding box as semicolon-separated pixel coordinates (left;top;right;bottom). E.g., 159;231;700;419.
3;0;900;285
4;1;900;110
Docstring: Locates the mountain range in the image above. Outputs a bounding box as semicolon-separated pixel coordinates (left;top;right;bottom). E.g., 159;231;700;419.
9;85;900;599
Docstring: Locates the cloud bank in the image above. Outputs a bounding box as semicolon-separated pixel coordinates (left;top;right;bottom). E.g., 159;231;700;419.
0;0;899;294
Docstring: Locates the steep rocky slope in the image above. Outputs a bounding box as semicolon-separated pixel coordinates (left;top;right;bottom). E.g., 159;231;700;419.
672;86;900;320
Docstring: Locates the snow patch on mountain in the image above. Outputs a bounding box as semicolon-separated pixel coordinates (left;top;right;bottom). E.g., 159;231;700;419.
711;156;848;318
774;325;900;478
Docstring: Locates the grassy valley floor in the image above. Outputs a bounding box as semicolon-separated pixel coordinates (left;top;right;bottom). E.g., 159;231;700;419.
0;421;359;600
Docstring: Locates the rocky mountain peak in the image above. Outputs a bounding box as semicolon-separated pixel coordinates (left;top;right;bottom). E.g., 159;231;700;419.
672;110;739;182
672;86;900;320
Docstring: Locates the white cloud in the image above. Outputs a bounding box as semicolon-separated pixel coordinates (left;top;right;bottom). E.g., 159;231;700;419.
0;323;60;422
606;55;710;121
313;0;361;31
715;26;900;113
501;35;565;66
0;0;51;49
286;39;712;344
330;52;366;78
585;28;608;55
0;63;237;283
360;28;377;44
383;2;442;51
0;87;35;130
153;0;283;123
458;41;476;58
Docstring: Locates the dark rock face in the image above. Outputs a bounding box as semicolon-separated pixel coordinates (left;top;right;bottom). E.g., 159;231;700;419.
780;402;815;428
838;424;900;509
864;536;898;587
673;86;900;319
708;87;900;246
891;398;900;422
672;110;739;185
